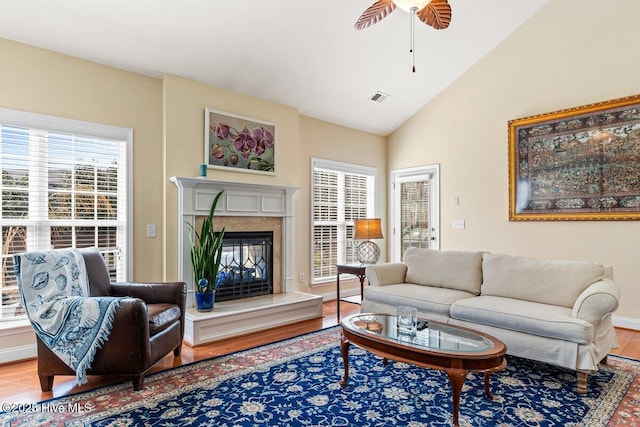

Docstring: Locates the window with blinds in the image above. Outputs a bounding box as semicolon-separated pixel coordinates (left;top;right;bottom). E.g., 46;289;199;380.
311;158;375;283
0;109;130;321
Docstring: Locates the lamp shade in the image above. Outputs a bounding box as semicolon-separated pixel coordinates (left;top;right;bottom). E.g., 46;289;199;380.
354;218;383;240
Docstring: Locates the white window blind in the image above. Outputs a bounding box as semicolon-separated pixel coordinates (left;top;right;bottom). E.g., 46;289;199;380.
311;158;375;283
0;110;130;321
400;180;431;258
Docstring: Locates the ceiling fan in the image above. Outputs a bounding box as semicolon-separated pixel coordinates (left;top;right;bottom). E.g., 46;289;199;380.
354;0;452;72
354;0;452;31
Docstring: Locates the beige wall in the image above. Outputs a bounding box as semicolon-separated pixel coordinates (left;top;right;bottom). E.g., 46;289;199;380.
0;38;164;281
0;40;388;360
162;75;301;281
387;0;640;321
297;116;387;295
0;38;387;300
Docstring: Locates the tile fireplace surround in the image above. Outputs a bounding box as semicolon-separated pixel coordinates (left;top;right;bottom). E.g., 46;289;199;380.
170;177;322;345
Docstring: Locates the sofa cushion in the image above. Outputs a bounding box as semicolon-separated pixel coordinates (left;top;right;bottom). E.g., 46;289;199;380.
481;253;604;308
364;283;476;318
450;296;594;345
404;248;483;295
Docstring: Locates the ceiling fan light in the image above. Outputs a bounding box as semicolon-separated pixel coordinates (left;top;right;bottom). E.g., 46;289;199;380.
392;0;430;13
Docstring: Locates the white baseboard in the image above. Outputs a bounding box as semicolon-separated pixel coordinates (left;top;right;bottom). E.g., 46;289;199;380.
308;280;361;302
319;287;360;302
0;323;36;364
613;315;640;331
0;343;36;364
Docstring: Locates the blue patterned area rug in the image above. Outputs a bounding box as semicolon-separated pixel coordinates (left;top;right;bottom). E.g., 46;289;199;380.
2;327;639;426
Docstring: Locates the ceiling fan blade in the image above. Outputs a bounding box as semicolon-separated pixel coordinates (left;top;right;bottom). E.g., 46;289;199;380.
354;0;396;30
417;0;452;30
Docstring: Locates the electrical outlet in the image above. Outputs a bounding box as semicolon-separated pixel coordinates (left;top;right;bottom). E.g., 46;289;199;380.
453;220;465;229
146;224;157;238
298;273;305;283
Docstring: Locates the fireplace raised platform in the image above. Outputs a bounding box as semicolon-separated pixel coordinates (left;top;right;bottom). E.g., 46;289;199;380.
183;291;323;346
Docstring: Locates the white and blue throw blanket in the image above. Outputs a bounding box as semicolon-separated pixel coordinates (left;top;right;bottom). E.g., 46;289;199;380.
15;249;121;385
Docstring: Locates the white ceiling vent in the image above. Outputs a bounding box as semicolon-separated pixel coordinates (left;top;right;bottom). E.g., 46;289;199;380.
370;91;389;103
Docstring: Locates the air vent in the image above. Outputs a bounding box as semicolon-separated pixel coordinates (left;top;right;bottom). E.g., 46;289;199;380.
370;91;389;103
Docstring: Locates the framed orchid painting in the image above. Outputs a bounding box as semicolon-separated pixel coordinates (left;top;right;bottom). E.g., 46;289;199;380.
204;108;276;175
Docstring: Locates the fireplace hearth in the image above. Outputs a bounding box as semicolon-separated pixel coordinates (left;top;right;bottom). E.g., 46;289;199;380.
217;231;273;302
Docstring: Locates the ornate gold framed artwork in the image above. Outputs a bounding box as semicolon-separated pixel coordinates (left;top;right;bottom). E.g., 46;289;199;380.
509;94;640;221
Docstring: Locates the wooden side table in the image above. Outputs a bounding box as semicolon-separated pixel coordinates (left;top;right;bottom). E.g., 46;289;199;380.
336;264;367;321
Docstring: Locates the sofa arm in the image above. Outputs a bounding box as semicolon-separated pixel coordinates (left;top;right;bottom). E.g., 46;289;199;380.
111;282;187;307
572;278;620;324
365;263;408;286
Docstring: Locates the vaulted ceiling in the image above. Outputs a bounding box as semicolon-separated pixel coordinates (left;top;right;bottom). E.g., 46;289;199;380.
0;0;550;135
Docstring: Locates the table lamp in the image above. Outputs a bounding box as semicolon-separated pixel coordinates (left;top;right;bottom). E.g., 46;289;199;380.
353;218;383;264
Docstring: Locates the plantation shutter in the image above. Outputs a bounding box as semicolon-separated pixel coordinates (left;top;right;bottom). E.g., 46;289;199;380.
0;111;129;321
311;159;376;283
312;168;338;280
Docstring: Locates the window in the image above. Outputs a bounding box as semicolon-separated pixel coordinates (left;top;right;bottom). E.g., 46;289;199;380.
0;109;131;321
311;158;376;283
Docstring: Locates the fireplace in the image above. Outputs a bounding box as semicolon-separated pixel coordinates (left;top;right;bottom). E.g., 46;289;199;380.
170;176;322;346
217;231;273;302
170;177;298;307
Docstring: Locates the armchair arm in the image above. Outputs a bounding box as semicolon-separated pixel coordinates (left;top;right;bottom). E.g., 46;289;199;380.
90;297;152;372
365;263;408;286
111;282;186;306
572;278;620;324
111;282;186;347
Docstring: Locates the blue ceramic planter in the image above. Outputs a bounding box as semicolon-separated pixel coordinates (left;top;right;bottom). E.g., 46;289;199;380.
195;291;215;311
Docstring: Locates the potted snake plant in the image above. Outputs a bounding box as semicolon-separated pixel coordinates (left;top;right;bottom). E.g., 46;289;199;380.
187;190;226;311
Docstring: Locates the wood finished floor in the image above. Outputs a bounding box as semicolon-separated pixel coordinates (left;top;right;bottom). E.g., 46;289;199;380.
1;300;638;404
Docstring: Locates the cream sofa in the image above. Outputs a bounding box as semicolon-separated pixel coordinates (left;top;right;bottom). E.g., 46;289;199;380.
362;248;620;393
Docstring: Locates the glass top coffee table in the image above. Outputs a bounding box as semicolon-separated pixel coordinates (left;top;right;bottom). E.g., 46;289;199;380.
340;313;507;427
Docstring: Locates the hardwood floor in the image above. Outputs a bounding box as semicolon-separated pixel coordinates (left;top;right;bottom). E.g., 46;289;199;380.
1;301;639;404
0;300;359;403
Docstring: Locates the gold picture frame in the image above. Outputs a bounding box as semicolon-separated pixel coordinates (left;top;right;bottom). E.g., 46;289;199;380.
508;94;640;221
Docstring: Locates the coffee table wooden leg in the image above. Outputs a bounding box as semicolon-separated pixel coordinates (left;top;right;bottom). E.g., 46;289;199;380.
484;358;506;400
340;332;350;387
445;368;468;427
484;372;494;400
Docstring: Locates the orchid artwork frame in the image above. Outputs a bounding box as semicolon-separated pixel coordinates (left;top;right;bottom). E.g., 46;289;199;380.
204;108;276;175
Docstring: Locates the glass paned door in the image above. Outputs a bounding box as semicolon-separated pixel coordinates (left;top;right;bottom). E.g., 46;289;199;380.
400;180;433;257
391;165;439;261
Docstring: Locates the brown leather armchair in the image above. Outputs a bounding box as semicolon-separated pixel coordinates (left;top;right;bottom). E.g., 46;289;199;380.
34;247;186;391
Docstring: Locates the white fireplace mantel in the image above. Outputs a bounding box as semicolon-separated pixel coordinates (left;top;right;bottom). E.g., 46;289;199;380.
170;177;322;346
170;176;300;304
